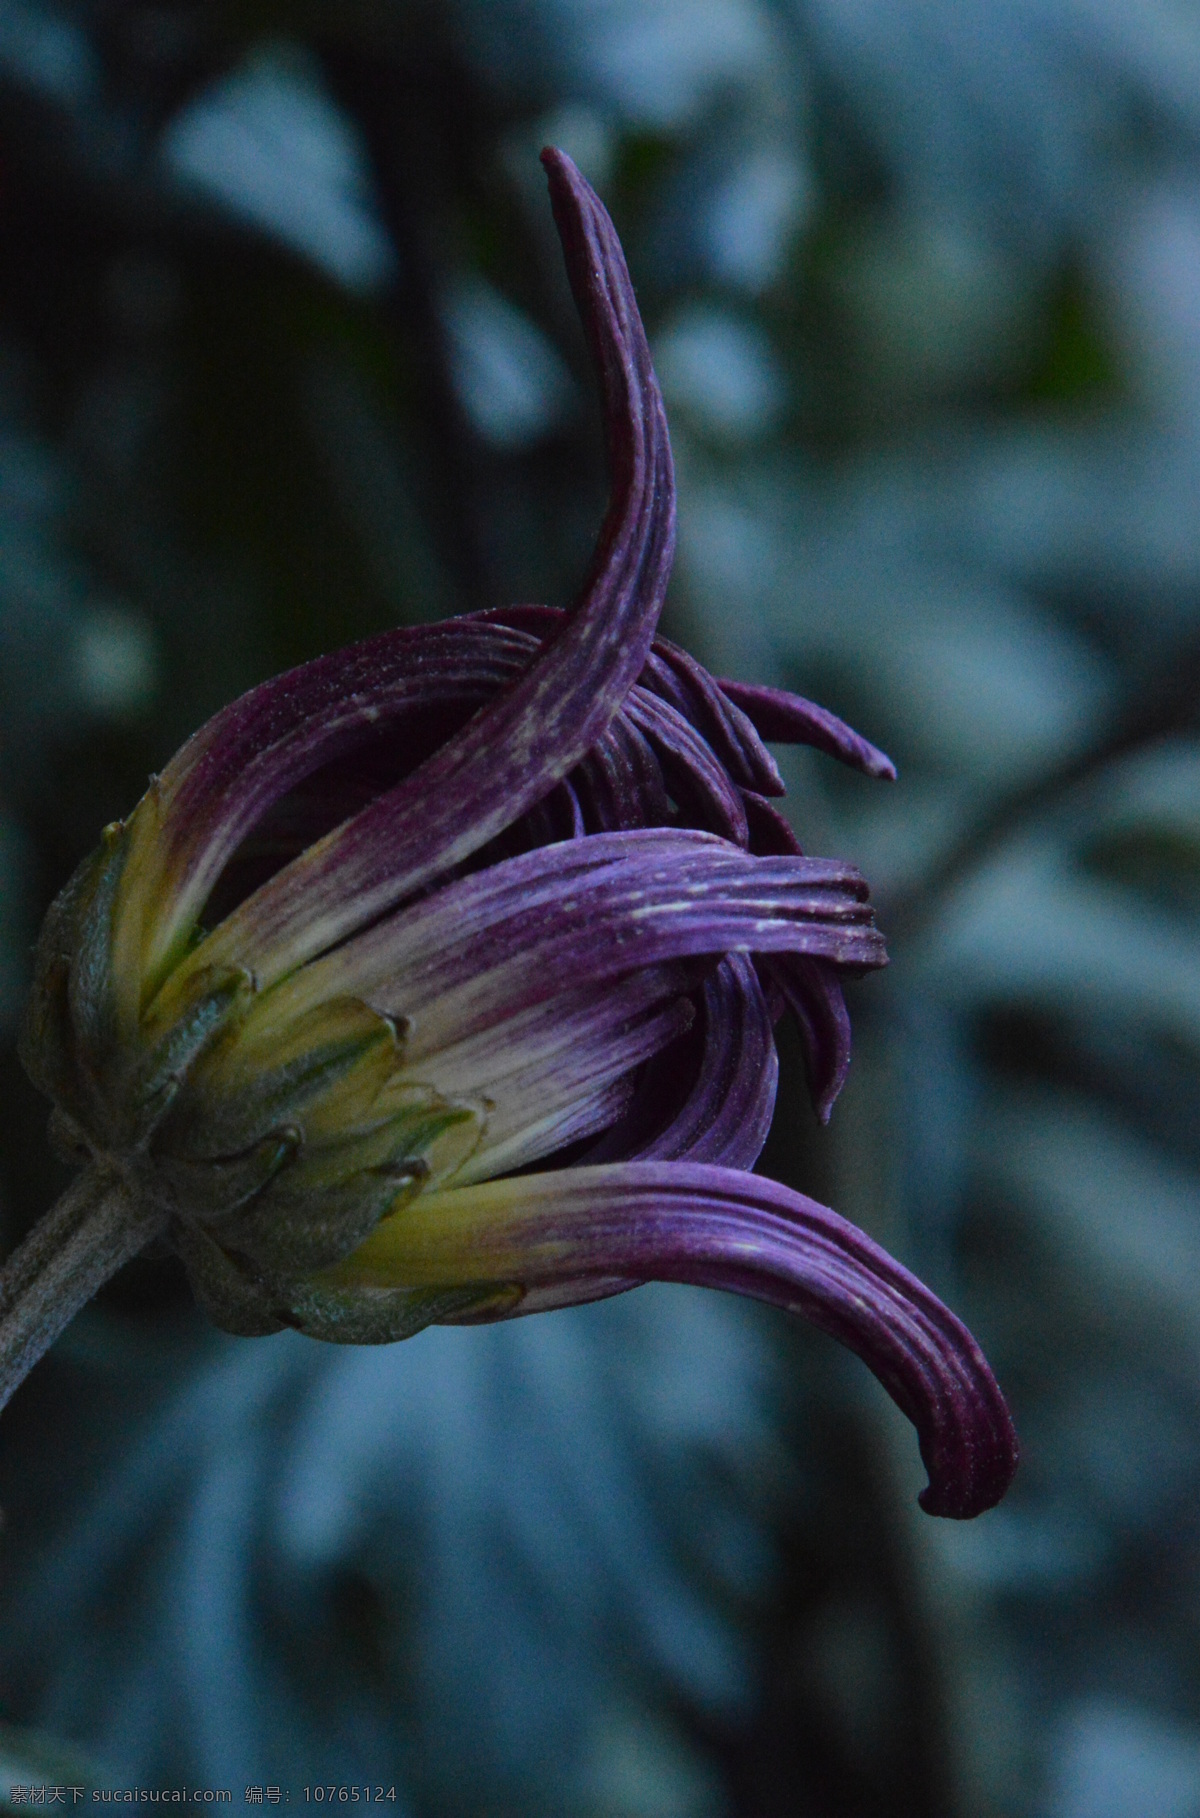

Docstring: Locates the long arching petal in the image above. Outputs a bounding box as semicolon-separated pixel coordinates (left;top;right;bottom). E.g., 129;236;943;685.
178;149;675;993
314;1161;1018;1520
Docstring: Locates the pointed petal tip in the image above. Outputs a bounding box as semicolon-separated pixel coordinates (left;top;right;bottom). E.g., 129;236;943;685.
540;144;580;185
540;145;602;229
719;679;898;784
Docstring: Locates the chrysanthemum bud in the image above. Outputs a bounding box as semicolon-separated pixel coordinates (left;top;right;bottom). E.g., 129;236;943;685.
6;151;1017;1521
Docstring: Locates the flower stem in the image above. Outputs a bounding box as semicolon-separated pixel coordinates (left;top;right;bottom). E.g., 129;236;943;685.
0;1166;166;1413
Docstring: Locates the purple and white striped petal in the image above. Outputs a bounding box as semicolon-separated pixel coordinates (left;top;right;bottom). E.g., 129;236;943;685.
392;960;694;1180
444;986;696;1181
720;679;897;781
571;716;673;833
736;796;856;1120
121;617;539;1005
623;690;749;844
765;954;853;1124
592;953;778;1167
176;149;675;993
318;1161;1018;1520
644;639;787;796
484;606;786;800
263;829;884;1052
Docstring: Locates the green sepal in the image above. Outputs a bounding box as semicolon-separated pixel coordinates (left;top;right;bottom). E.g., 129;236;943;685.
275;1278;524;1345
18;831;125;1127
218;1156;425;1275
117;964;258;1150
208;1100;480;1274
158;994;400;1160
65;824;128;1090
152;1125;301;1220
170;1218;287;1338
19;823;256;1154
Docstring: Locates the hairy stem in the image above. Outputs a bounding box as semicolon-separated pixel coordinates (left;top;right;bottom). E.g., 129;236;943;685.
0;1166;166;1414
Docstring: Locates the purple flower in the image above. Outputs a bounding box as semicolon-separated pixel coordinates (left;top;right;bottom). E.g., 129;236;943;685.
11;150;1016;1520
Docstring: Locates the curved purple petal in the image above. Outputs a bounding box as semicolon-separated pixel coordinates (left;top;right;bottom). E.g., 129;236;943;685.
556;779;588;841
326;1161;1019;1520
492;611;786;800
162;617;530;855
176;149;675;992
128;619;538;995
618;954;779;1167
474;602;565;640
506;776;587;850
571;717;672;832
623;691;749;844
283;828;885;1048
765;954;853;1124
645;640;786;796
720;678;897;781
738;794;854;1119
742;790;803;857
439;970;696;1179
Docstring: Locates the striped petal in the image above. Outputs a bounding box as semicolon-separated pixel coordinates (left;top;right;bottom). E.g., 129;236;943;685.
623;690;749;843
313;1161;1018;1520
399;962;697;1181
589;953;778;1167
767;955;853;1124
119;617;539;1009
174;149;674;993
737;797;854;1120
645;639;787;796
720;679;897;780
484;606;786;798
571;716;673;833
248;829;884;1055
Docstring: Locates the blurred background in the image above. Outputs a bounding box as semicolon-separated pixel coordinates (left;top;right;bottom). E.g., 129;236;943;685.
0;1;1198;1813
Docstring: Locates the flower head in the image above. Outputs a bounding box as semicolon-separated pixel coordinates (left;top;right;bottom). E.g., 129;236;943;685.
15;150;1016;1519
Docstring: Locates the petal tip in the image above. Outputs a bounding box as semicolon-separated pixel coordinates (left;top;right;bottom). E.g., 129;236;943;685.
540;143;585;199
917;1393;1020;1519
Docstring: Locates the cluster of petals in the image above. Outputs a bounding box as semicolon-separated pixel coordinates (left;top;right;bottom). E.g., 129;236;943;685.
21;150;1017;1519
